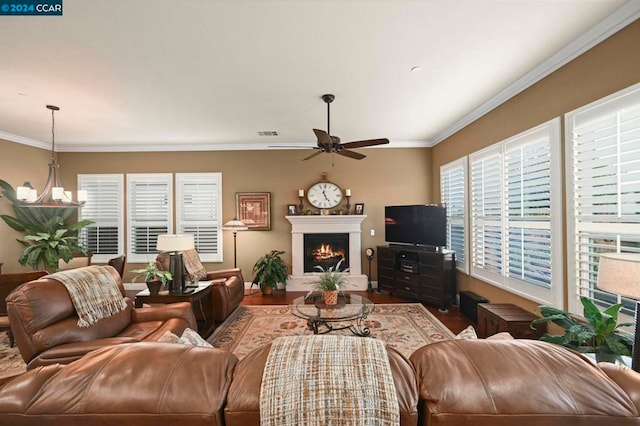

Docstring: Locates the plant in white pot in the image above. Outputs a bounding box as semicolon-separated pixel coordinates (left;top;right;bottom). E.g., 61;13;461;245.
313;259;349;305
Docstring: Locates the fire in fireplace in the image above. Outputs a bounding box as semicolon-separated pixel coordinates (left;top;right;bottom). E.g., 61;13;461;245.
304;233;349;273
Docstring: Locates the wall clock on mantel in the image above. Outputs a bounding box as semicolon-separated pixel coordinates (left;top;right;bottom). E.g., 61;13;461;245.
307;180;343;209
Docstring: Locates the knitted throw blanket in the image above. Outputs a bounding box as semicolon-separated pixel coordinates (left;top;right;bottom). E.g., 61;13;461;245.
260;335;400;426
46;265;127;328
182;249;207;282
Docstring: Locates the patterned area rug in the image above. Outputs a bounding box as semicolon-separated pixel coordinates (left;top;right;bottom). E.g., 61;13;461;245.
208;303;454;359
0;332;26;380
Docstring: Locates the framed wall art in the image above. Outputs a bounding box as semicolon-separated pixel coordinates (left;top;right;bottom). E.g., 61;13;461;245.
236;192;271;230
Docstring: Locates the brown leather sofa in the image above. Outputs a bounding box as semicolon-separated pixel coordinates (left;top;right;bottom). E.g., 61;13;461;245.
156;252;245;322
410;339;640;425
6;265;196;370
1;336;639;425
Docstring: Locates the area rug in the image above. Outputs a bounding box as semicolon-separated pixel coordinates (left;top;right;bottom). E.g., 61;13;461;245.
208;303;455;359
0;332;26;380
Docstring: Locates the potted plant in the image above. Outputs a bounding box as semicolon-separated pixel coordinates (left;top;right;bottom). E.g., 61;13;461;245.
131;262;172;295
0;179;93;272
313;259;349;305
531;296;633;361
252;250;289;295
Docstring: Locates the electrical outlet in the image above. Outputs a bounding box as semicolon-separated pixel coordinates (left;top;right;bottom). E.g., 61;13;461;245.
370;229;375;236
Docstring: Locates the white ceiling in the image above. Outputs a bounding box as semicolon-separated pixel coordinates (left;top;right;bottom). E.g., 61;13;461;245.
0;0;638;153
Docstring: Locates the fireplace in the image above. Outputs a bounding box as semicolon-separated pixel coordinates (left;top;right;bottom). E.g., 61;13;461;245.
285;215;367;291
304;233;349;272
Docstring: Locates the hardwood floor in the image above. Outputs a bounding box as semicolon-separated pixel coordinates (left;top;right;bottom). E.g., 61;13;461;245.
242;289;474;334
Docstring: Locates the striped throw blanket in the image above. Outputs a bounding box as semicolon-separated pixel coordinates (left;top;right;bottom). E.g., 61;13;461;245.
260;335;400;426
46;265;127;328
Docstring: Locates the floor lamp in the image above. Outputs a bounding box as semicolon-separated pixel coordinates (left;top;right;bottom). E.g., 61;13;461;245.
157;234;195;294
596;253;640;372
222;218;248;268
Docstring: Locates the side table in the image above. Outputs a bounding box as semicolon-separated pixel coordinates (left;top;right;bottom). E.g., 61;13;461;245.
477;303;546;339
134;283;214;338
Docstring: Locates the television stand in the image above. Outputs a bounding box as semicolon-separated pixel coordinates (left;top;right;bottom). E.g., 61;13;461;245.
377;245;456;310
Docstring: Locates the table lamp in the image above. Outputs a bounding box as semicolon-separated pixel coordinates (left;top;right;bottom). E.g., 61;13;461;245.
597;253;640;371
157;234;195;294
222;218;248;268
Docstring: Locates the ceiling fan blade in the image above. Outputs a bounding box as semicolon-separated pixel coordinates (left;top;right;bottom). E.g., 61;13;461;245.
302;150;324;161
313;129;332;148
341;138;390;149
337;149;366;160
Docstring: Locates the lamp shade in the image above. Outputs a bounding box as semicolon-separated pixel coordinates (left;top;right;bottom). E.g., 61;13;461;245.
597;253;640;299
222;218;248;232
156;234;195;252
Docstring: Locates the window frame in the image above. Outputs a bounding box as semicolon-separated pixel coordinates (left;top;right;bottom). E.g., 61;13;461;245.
77;174;124;263
565;82;640;318
469;117;563;306
175;172;223;262
126;173;174;264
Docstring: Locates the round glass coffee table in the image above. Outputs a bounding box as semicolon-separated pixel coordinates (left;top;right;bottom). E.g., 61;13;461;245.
291;292;374;336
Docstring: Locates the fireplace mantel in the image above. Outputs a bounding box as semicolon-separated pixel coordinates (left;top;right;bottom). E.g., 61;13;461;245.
285;215;367;291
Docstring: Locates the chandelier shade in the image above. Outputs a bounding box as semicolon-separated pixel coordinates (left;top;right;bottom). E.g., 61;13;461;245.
16;105;87;208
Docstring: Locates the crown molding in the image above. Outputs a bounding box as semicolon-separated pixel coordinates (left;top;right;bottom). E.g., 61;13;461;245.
0;131;50;150
56;140;433;153
430;1;640;145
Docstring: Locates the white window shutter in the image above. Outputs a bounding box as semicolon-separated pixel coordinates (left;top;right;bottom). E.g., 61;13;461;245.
176;173;222;262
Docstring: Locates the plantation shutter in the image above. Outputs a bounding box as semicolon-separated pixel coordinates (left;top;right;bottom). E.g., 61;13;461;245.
77;174;124;262
470;146;503;282
127;174;173;263
440;158;467;272
505;135;552;290
566;82;640;317
176;173;222;262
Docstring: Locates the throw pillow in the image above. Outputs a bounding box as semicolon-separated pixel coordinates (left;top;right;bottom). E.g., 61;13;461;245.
158;330;180;343
182;249;208;282
486;331;515;340
178;328;213;348
455;325;478;339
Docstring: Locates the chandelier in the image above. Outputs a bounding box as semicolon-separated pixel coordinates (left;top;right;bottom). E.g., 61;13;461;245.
16;105;86;208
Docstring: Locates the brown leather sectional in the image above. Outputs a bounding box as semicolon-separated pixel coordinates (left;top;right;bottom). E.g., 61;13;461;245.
0;337;639;425
5;265;196;369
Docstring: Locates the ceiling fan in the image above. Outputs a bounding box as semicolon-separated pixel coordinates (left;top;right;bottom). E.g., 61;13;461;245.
285;94;389;161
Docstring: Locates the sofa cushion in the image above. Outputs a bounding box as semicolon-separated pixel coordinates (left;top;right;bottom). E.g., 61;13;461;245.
0;343;238;426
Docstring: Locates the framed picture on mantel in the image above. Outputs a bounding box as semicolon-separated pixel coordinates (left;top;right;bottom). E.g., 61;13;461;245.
236;192;271;230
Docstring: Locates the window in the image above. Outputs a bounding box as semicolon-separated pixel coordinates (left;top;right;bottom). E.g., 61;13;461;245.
440;158;468;273
565;82;640;318
470;118;562;306
127;174;173;263
176;173;223;262
77;174;124;263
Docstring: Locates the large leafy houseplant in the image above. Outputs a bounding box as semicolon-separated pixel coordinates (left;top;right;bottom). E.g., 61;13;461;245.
0;179;92;272
531;296;633;357
252;250;289;294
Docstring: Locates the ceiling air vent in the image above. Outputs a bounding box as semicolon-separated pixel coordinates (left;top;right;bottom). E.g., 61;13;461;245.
257;131;279;136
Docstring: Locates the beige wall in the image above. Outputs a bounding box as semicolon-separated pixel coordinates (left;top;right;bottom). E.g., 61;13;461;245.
431;20;640;312
0;147;430;280
0;139;52;273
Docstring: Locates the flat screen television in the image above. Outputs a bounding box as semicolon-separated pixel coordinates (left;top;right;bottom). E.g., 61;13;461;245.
384;205;447;247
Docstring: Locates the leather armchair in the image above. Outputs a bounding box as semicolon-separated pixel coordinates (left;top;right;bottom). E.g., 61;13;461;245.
156;252;245;322
6;265;196;370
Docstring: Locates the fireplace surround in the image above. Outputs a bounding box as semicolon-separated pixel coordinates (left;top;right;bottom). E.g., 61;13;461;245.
286;215;367;291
